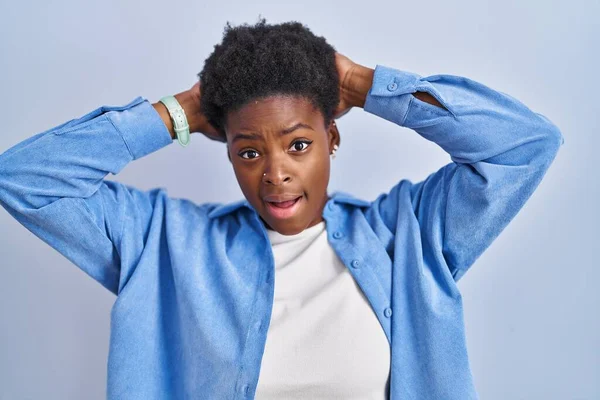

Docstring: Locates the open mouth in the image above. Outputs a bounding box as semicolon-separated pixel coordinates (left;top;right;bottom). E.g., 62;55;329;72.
265;196;303;219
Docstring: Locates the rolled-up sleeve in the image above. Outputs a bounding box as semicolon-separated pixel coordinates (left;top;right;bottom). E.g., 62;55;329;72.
364;65;564;281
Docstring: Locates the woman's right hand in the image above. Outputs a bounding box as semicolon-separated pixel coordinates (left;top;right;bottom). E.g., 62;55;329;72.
187;81;227;143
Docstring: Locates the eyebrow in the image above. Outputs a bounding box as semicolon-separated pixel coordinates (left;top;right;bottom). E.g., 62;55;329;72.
231;123;314;144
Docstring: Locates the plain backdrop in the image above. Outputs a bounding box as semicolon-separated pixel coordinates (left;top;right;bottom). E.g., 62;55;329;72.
0;0;597;399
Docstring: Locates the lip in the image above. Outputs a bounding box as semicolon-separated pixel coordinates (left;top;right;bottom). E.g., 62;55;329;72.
263;193;303;202
264;195;303;220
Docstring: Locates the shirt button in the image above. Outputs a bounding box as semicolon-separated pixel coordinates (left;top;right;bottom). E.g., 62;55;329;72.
242;384;250;395
384;307;393;318
328;202;335;211
333;231;343;239
351;259;361;269
255;321;262;331
387;82;398;91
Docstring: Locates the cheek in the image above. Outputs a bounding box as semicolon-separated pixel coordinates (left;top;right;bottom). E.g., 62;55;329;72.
306;154;331;190
231;166;258;196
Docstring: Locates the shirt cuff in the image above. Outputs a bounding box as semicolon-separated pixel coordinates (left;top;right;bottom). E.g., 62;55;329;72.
363;65;422;126
106;96;174;160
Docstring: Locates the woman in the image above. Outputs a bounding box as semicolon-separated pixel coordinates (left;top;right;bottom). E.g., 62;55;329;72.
0;18;563;399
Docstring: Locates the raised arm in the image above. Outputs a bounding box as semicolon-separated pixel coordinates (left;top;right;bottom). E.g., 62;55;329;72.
0;86;208;294
339;59;564;282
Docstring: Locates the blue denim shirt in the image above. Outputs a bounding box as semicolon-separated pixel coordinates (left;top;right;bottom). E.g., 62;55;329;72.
0;65;564;399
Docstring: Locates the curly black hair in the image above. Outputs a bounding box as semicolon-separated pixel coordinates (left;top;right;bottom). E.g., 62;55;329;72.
197;17;339;136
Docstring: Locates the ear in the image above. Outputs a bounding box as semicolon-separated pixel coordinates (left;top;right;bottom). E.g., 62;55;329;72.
227;145;232;164
327;120;341;154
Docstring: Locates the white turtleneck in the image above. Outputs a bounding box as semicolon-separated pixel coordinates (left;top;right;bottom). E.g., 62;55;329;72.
254;221;391;399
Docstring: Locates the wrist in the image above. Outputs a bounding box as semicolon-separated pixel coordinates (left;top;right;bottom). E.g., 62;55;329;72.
174;90;202;134
342;64;374;108
153;90;201;140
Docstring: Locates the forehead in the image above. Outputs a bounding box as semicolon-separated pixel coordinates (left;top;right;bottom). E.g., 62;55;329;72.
225;95;322;130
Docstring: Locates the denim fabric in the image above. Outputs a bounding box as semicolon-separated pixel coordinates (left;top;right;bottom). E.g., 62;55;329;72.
0;64;564;399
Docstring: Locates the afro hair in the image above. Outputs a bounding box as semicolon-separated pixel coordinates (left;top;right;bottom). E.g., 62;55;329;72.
197;17;340;137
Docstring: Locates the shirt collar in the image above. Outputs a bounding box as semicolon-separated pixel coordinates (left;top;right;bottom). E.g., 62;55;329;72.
207;191;371;219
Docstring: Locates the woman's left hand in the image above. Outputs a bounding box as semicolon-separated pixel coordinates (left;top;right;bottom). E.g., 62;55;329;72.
333;52;375;119
333;52;359;119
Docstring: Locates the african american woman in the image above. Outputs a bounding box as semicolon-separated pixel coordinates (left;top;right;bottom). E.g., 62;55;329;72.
0;18;564;400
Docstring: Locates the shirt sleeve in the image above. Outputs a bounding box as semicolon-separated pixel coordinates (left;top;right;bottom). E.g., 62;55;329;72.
0;97;173;294
364;65;564;282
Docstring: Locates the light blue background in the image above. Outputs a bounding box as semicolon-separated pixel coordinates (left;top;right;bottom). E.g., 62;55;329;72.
0;0;597;399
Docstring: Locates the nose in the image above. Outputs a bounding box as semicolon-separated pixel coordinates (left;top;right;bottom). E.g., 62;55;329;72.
262;156;292;186
263;170;292;185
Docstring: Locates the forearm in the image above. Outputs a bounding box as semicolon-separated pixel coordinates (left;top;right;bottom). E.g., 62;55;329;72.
344;64;445;109
0;97;172;211
362;64;563;167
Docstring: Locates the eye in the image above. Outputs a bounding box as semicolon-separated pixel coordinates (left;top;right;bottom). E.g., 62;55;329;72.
238;139;312;160
290;139;312;152
239;149;260;160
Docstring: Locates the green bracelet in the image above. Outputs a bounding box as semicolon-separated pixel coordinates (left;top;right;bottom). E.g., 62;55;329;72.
159;95;190;147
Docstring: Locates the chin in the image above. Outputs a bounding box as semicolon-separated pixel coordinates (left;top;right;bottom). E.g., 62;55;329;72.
264;219;306;235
